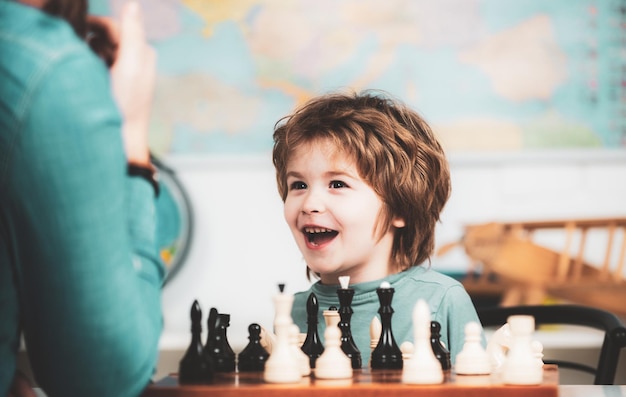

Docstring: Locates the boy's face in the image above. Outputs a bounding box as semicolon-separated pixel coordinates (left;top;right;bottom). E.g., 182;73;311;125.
283;140;403;285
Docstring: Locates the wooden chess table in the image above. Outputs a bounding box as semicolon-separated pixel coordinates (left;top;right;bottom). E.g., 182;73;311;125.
143;365;559;397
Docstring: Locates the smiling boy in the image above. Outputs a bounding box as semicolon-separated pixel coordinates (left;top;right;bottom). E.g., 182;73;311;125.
272;90;482;367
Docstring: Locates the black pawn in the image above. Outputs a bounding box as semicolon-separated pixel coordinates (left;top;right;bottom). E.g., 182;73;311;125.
179;300;214;384
300;292;325;368
337;287;361;369
237;323;269;372
206;313;236;372
430;320;451;371
370;284;402;369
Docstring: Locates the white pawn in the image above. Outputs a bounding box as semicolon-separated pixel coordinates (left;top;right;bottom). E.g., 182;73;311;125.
290;323;311;376
502;315;543;385
369;315;382;362
400;341;414;361
315;309;352;379
402;300;444;384
264;285;301;383
455;321;491;375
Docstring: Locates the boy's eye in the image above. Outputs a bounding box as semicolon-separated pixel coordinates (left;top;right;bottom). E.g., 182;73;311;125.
329;180;348;189
289;181;307;190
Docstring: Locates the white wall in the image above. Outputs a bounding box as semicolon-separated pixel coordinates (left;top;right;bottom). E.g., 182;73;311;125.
159;149;626;354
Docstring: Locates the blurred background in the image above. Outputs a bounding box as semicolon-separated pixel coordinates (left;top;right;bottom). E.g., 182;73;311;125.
84;0;626;383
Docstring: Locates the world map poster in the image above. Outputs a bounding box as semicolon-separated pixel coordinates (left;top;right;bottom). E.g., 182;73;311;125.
90;0;626;155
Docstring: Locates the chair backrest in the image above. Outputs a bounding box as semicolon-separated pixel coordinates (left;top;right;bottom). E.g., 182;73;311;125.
476;304;626;385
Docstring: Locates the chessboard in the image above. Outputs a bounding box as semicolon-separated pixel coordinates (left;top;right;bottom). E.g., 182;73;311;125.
142;365;559;397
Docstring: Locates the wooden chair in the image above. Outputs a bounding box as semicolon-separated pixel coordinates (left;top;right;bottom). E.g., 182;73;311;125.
476;304;626;385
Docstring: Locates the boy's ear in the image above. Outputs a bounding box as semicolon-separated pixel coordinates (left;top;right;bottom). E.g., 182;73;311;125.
392;216;405;228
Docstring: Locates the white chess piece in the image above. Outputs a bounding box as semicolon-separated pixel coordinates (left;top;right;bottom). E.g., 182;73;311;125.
264;287;302;383
400;341;414;361
259;326;275;354
315;309;352;379
297;332;307;348
455;321;491;375
290;323;311;376
402;300;444;384
502;315;543;385
531;340;544;368
485;322;513;373
369;315;382;363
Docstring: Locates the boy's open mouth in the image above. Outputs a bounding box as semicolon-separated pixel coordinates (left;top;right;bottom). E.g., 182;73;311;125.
303;227;338;246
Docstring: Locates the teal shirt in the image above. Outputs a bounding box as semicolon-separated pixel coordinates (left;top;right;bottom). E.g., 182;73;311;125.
0;2;164;396
291;266;483;368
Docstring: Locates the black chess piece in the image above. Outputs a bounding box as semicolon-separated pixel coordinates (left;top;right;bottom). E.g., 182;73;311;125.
237;323;270;372
337;286;361;369
203;307;218;356
430;320;451;371
300;292;325;368
370;284;403;369
179;300;214;384
205;313;236;372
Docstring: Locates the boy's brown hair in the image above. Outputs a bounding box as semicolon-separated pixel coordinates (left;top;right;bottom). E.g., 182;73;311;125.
272;90;450;275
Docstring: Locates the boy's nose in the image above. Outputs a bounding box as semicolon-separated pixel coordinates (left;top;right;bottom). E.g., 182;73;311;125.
301;190;324;214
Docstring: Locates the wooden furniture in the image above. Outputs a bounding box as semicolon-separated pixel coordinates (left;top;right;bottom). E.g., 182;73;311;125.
477;304;626;385
438;217;626;314
143;367;559;397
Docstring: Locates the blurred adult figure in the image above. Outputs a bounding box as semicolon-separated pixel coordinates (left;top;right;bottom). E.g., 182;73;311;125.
0;0;164;395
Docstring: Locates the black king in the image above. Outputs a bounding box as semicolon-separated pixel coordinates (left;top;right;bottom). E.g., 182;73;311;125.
370;281;403;369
